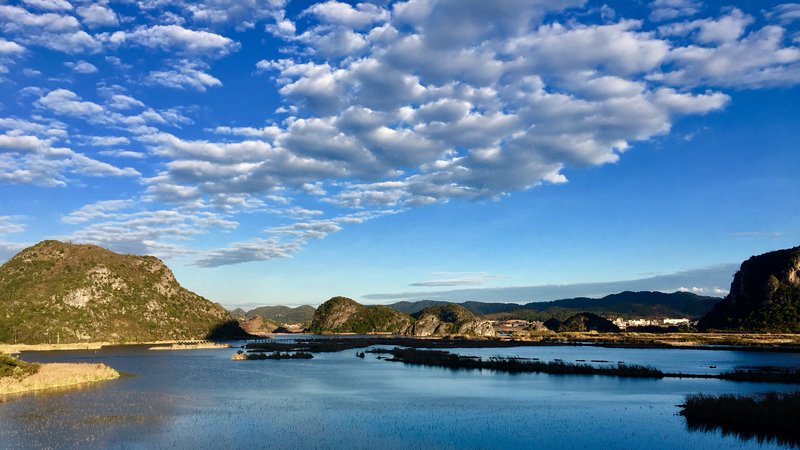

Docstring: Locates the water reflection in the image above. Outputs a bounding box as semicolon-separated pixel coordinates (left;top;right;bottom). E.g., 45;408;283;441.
684;417;800;449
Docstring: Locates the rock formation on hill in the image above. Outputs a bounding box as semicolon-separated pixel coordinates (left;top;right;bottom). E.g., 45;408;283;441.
0;240;245;344
410;304;495;337
698;246;800;332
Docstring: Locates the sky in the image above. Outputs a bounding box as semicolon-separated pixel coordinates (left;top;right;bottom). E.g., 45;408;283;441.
0;0;798;308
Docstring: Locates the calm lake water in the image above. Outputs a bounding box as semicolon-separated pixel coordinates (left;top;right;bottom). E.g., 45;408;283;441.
2;339;799;449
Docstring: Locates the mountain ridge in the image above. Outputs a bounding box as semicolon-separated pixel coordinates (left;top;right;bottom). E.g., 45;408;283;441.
388;291;719;321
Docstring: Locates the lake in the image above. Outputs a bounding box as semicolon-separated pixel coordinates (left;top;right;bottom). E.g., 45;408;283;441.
2;339;799;449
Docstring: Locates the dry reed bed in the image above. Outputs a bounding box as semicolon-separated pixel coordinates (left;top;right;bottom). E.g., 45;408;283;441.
0;362;120;395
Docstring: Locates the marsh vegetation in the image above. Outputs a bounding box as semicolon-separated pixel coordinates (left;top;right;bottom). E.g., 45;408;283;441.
680;392;800;448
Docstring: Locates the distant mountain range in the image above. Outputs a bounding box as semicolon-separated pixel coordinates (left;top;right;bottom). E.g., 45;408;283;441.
389;291;719;321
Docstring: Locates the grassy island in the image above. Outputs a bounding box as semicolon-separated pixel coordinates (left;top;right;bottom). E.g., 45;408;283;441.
0;354;119;395
232;350;313;360
384;348;665;378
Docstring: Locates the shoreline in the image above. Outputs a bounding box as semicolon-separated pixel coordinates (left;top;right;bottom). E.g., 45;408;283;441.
3;332;800;354
0;339;230;354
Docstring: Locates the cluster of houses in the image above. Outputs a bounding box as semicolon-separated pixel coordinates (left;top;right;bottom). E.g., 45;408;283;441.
611;317;693;329
489;317;695;335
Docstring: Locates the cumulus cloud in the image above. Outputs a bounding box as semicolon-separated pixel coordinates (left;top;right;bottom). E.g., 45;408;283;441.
303;1;389;29
35;88;189;129
767;4;800;25
21;0;73;12
147;60;222;91
0;39;26;55
194;210;398;267
76;4;118;28
105;25;239;57
0;5;102;53
64;60;99;74
0;133;139;186
648;0;701;22
89;136;130;146
107;94;145;110
0;215;27;234
63;206;238;258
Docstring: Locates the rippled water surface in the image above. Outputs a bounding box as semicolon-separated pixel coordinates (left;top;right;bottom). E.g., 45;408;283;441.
2;340;799;449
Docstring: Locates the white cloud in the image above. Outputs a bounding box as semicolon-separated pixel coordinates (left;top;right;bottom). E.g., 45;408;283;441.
64;60;99;74
76;4;118;28
105;25;239;57
98;149;147;159
0;133;139;186
648;0;701;22
659;25;800;87
767;4;800;25
35;88;187;129
146;2;767;215
0;215;27;234
0;117;67;138
658;8;753;44
0;39;26;55
36;88;105;120
304;1;389;29
107;94;145;110
63;207;238;258
209;125;281;139
147;60;222;92
0;5;79;32
21;0;73;11
0;5;102;53
194;211;397;267
181;0;285;28
61;199;134;224
89;136;130;146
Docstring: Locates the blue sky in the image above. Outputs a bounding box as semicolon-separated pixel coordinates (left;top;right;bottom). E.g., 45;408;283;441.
0;0;798;308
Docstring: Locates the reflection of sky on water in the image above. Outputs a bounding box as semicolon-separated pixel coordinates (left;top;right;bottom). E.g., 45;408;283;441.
1;345;797;449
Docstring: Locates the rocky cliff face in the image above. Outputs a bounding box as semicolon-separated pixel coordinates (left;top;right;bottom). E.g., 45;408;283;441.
410;304;495;337
0;240;244;344
238;315;280;335
309;297;365;331
310;297;495;337
698;246;800;332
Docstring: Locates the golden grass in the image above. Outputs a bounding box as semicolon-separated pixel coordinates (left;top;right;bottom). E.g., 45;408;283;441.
148;342;231;350
0;342;111;354
0;362;120;395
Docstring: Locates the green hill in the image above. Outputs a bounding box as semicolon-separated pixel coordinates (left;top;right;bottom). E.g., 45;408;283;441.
245;305;315;325
698;246;800;332
309;297;494;336
548;312;620;332
0;240;245;344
